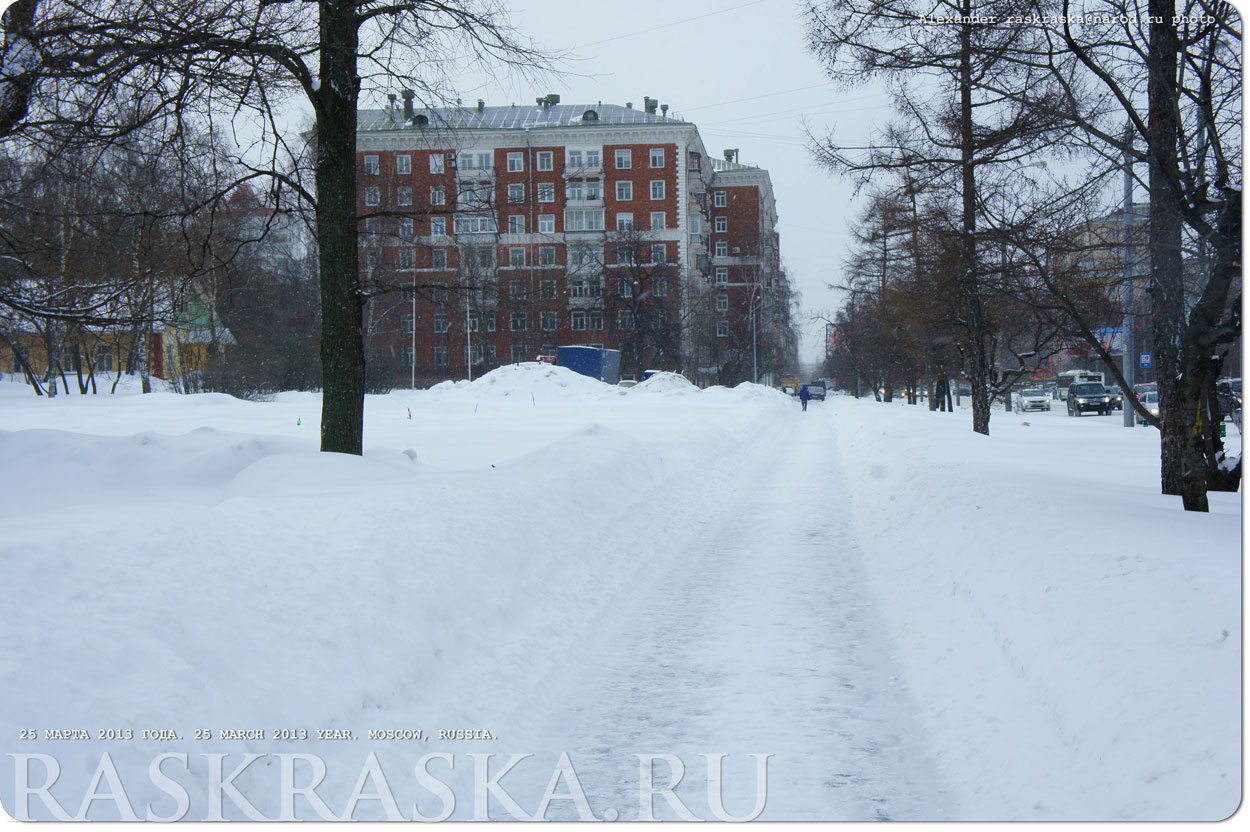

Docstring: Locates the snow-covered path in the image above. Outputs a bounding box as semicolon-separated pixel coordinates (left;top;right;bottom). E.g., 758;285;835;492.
500;411;953;820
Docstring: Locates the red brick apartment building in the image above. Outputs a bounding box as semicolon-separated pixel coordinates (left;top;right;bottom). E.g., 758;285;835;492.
355;93;790;387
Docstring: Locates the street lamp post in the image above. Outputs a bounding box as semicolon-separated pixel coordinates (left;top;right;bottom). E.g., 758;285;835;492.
1120;123;1136;428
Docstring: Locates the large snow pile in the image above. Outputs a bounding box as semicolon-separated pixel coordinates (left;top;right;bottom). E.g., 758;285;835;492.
452;362;610;398
824;396;1240;820
631;371;695;394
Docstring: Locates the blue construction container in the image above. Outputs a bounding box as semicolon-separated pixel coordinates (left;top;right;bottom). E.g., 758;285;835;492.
556;346;620;383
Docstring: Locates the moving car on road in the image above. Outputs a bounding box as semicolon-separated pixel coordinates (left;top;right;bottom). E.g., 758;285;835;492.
807;381;827;401
1135;391;1160;425
1015;388;1051;412
1106;385;1124;410
1067;382;1114;416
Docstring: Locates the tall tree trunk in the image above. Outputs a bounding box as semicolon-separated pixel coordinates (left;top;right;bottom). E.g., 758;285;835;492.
315;0;365;455
1147;0;1191;504
960;8;990;435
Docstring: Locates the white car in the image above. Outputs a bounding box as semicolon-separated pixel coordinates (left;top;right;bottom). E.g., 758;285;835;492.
1015;388;1051;412
1135;391;1160;425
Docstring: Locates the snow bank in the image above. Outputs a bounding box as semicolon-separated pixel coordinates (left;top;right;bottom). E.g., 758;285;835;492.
630;370;695;394
0;375;776;820
823;397;1240;820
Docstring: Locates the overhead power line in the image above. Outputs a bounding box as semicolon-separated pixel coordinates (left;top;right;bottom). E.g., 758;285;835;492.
581;0;768;47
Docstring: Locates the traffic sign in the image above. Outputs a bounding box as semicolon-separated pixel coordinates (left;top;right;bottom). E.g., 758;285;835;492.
1140;352;1152;368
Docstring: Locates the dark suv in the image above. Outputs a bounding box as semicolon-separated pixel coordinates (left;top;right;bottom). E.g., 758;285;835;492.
806;381;827;401
1067;382;1113;416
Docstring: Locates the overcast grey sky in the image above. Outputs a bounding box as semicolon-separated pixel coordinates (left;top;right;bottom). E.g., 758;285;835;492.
440;0;895;367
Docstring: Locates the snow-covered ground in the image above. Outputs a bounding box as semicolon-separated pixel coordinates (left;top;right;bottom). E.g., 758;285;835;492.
0;370;1239;821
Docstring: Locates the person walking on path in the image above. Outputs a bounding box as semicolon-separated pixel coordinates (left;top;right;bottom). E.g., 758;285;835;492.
799;384;810;412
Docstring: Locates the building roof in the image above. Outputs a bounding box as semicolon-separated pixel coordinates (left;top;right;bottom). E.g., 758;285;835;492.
359;102;687;133
709;157;761;172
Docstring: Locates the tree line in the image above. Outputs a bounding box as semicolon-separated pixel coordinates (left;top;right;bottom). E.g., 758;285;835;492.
805;0;1240;511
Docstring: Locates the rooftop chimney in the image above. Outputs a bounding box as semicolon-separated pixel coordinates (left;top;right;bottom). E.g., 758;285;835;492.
625;101;633;109
660;103;669;116
477;99;485;112
387;93;397;121
723;148;739;163
644;96;657;114
401;89;414;121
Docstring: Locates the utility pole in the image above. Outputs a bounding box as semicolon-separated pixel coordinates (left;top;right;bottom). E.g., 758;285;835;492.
410;278;416;390
1121;123;1136;427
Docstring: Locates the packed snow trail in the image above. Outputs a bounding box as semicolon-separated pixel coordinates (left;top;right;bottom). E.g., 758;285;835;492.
496;408;953;820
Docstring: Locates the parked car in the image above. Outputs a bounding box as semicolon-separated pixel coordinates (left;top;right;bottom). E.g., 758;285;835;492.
1132;381;1157;401
1015;388;1051;412
1135;390;1160;425
1066;382;1114;416
1106;385;1124;410
806;381;827;401
1216;378;1241;421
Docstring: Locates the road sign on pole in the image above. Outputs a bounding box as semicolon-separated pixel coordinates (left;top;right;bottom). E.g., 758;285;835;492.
1140;352;1152;368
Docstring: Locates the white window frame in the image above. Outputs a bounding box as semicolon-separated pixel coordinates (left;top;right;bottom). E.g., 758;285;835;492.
653;276;667;296
509;247;526;267
430;185;445;206
615;148;631;169
507;152;524;172
618;309;633;329
432;248;447;268
537;151;553;171
651;244;666;264
429;154;445;174
398;217;414;237
538;214;555;234
716;321;729;337
508;215;525;235
539;246;556;266
433;314;449;333
615;181;632;201
541;311;557;331
571;310;586;331
616;246;635;266
537;182;555;203
715;241;728;256
649;148;664;168
716;294;729;311
434;345;449;366
510;312;526;332
363;155;379;175
715;267;728;284
616;212;633;231
396;155;411;175
398;248;414;269
713;191;726;208
429;216;447;236
566;149;583;168
507;183;524;204
564;208;605;232
396;186;413;207
364;186;379;206
650;211;666;230
715;216;727;233
650;180;665;200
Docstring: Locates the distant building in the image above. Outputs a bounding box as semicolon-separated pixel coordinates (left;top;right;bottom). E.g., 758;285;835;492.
355;94;792;386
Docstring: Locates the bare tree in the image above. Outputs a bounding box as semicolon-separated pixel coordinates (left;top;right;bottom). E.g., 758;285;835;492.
2;0;551;453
